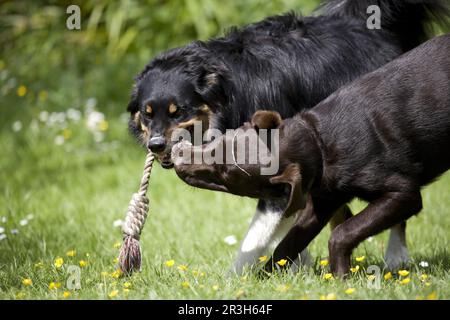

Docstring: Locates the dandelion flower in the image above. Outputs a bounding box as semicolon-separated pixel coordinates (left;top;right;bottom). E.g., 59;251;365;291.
123;282;132;289
323;273;334;280
112;257;119;264
384;272;393;280
165;260;175;267
350;266;360;273
66;250;76;257
398;270;409;277
54;257;64;268
79;260;88;268
113;242;121;249
63;291;71;298
181;281;190;288
277;259;288;267
110;269;123;279
212;285;219;291
49;282;61;290
319;259;329;267
344;288;356;295
108;290;119;298
177;265;188;272
400;278;411;285
420;274;428;281
355;256;365;262
22;278;32;286
427;292;437;300
259;256;268;263
367;275;376;281
17;85;27;97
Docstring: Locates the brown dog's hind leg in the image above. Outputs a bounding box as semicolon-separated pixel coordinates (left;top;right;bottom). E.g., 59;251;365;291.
328;191;422;277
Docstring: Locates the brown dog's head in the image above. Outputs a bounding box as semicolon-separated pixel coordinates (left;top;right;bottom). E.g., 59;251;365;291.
172;110;311;216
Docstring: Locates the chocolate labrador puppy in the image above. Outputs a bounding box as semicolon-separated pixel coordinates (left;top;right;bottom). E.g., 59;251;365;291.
172;34;450;276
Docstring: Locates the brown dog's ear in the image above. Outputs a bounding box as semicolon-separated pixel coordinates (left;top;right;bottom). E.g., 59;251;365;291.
269;163;307;216
251;111;282;130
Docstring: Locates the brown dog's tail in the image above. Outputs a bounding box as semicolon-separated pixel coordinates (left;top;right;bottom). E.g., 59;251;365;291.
321;0;450;52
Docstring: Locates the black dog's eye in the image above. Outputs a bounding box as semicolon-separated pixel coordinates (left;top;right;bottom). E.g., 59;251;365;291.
144;104;153;118
168;103;183;118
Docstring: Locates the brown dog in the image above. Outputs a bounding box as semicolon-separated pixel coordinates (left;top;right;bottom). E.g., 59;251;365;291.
173;34;450;276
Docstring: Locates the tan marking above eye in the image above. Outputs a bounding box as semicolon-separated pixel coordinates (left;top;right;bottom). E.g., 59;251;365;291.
146;104;153;115
168;103;178;115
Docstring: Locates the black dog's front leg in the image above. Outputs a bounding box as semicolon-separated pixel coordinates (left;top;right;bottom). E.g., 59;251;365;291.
329;191;422;276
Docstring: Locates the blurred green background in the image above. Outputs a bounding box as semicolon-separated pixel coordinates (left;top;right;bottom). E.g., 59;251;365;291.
1;0;448;300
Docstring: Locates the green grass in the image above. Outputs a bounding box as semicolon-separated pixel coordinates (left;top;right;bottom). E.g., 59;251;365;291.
0;92;449;300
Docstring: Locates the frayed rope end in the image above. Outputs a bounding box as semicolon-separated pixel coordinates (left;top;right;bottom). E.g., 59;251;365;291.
118;236;142;275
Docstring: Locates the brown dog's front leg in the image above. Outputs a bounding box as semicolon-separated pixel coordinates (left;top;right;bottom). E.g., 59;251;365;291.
329;191;422;277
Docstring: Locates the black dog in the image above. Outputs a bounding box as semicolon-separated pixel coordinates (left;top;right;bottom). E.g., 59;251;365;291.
173;34;450;276
127;0;449;273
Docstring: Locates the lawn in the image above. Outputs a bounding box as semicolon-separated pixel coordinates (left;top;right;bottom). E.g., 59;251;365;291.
0;91;449;300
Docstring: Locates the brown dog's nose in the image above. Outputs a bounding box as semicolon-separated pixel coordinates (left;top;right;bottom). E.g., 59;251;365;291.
148;136;166;153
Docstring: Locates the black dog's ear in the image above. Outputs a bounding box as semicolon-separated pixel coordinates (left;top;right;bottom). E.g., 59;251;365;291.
127;86;139;113
269;163;307;216
251;110;282;130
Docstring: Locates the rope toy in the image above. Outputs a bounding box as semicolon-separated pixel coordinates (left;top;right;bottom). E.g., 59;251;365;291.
118;151;155;275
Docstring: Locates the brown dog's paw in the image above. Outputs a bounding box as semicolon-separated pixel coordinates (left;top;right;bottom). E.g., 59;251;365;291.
251;110;282;130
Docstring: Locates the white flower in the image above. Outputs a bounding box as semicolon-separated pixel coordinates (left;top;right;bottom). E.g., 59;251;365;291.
39;111;49;122
367;237;374;243
1;217;6;223
113;219;123;228
419;261;429;268
19;219;28;226
12;121;22;132
54;135;65;145
66;108;81;122
0;234;6;241
86;111;105;132
0;226;5;234
10;229;19;235
224;235;237;246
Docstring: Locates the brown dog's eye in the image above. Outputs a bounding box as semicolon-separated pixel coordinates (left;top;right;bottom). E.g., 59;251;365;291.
145;104;153;116
168;103;178;117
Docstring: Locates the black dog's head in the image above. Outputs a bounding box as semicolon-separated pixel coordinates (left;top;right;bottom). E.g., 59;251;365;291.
127;46;229;168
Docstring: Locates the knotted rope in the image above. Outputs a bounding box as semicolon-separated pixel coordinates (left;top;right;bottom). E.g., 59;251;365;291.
118;151;155;275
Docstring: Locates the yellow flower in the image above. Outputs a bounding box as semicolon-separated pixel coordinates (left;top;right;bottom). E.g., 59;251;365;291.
212;285;219;291
123;282;132;289
54;257;64;268
236;289;245;299
319;259;329;267
398;270;409;277
276;259;288;267
79;260;88;268
99;120;109;131
49;282;61;290
110;269;123;279
425;282;432;287
200;272;206;277
350;265;360;273
400;278;411;285
367;275;376;281
15;292;26;299
181;281;190;288
320;293;337;300
323;273;334;280
355;256;365;262
17;85;27;97
276;284;290;292
108;290;119;298
123;288;130;294
63;129;72;140
63;291;71;298
22;278;33;286
34;261;44;268
344;288;356;295
384;272;393;280
66;250;76;257
420;274;428;281
259;256;268;263
38;90;48;102
177;264;188;271
427;291;437;300
112;257;119;264
113;242;121;249
165;259;175;267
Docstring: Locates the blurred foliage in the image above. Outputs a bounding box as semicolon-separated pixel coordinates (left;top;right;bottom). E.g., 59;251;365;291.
0;0;319;120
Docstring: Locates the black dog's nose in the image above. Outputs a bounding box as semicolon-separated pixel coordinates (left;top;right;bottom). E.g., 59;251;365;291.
148;136;166;153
